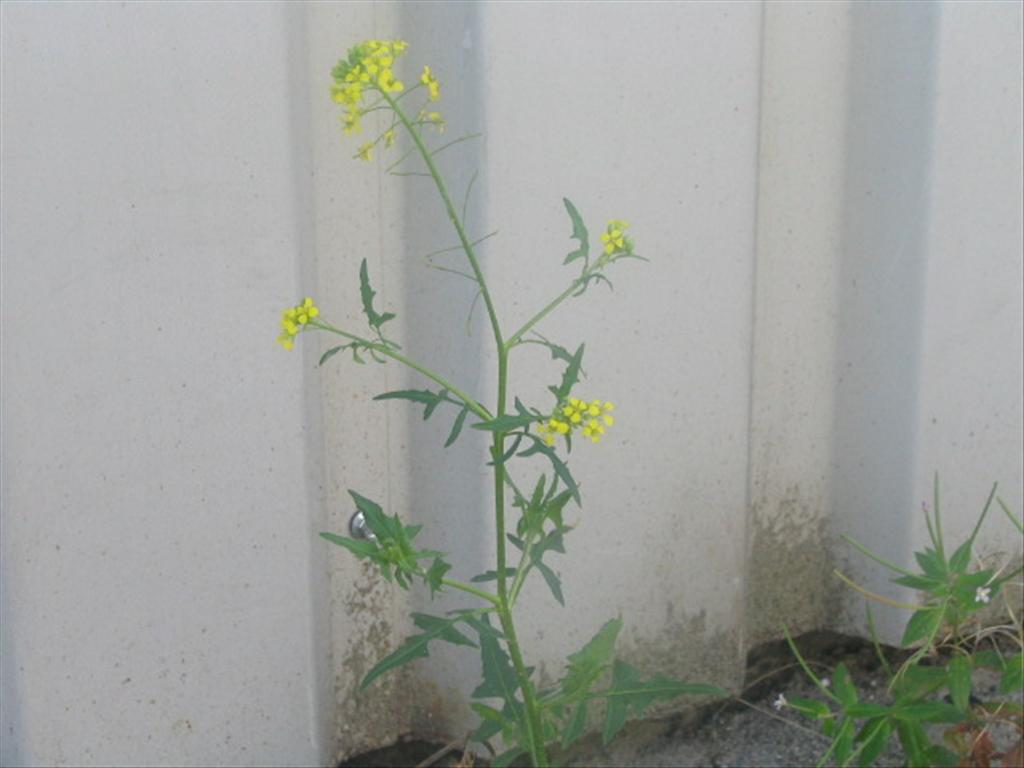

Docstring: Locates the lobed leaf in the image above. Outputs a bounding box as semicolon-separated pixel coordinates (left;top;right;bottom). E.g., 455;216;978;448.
562;198;589;266
359;258;396;332
361;613;476;689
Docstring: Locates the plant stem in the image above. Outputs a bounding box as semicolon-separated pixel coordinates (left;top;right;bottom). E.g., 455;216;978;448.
380;90;504;355
309;319;492;421
385;89;548;768
506;273;588;349
440;577;500;606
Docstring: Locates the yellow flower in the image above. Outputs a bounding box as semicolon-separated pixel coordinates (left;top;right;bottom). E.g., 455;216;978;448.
277;298;320;350
600;220;629;254
383;128;396;148
418;110;446;132
356;142;374;162
342;109;362;135
537;397;615;445
420;65;441;101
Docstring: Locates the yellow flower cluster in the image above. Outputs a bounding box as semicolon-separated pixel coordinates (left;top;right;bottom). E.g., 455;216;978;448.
418;110;446;133
277;297;319;350
600;220;631;255
537;397;616;446
420;65;441;101
331;39;409;139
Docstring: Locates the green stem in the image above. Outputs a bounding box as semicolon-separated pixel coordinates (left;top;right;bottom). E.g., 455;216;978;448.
440;577;500;606
507;276;585;349
309;319;491;421
383;89;548;768
379;90;504;355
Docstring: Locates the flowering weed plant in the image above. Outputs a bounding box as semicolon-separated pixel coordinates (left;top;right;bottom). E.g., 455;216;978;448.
783;478;1023;767
279;40;724;767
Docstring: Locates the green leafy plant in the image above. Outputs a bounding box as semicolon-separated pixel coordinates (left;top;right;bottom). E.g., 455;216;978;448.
783;478;1023;767
278;39;724;767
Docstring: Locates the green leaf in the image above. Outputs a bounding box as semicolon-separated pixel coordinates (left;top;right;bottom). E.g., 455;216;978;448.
786;697;832;719
833;717;855;767
999;651;1023;694
374;388;454;421
319;345;345;366
901;607;943;648
893;664;947;700
472;620;523;707
891;701;965;723
563;619;622;697
947;538;973;574
895;720;930;768
601;660;725;745
534;558;565;606
444;405;470;447
562;198;589;265
361;613;476;689
844;702;890;718
549;343;585;402
517;434;581;505
359;258;396;332
425;557;451;598
319;531;379;559
469;702;506;743
857;717;893;767
923;745;959;768
833;663;858;706
471;568;517;584
492;748;525;768
474;398;541;433
348;490;392;538
914;548;947;580
562;700;588;748
946;655;971;711
892;574;944;590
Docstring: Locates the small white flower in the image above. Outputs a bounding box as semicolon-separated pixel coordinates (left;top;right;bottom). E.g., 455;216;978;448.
772;693;787;711
975;586;992;604
820;677;830;688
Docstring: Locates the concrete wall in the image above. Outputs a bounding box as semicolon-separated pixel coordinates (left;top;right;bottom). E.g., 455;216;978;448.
2;1;1021;765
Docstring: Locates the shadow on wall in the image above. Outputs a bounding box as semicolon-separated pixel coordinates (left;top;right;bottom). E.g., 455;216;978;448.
396;2;493;738
830;1;940;640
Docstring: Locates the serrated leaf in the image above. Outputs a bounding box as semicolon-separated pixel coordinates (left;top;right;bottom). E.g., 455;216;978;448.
517;434;581;505
533;558;564;606
472;620;522;707
469;702;506;743
359;258;396;332
562;701;588;748
562;198;589;265
348;490;395;540
319;531;379;559
946;655;971;711
444;405;470;447
361;613;475;689
601;660;725;744
901;607;943;648
549;343;584;402
374;388;453;421
470;568;517;583
562;619;621;698
425;557;451;598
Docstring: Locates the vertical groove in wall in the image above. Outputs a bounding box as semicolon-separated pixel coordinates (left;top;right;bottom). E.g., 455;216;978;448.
285;4;332;762
740;0;771;670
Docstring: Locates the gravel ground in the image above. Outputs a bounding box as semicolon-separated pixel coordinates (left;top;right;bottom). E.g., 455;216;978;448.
342;631;1022;768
